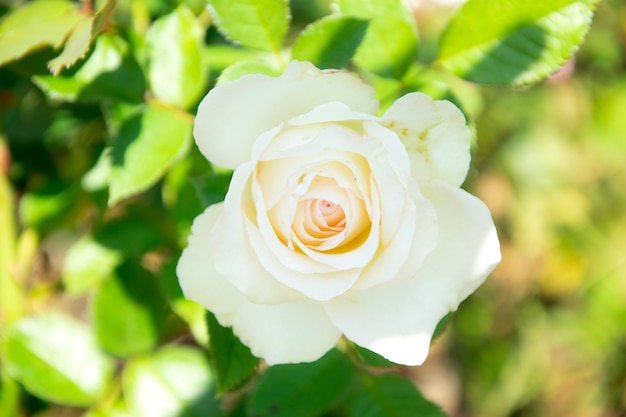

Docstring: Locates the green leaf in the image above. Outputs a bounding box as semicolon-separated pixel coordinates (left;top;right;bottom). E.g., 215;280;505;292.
0;0;83;67
2;313;115;406
146;5;208;109
92;263;166;357
83;401;132;417
123;346;221;417
162;158;206;241
209;0;290;53
291;15;369;69
358;70;403;114
248;349;355;417
438;0;597;86
94;212;164;257
216;59;280;85
181;0;211;15
48;0;116;74
82;147;112;191
108;103;193;205
156;258;185;302
33;34;146;103
348;373;447;417
48;17;92;74
188;168;232;208
203;44;265;75
0;369;20;417
102;101;145;138
18;181;79;231
353;345;396;368
432;312;452;340
206;312;259;392
62;235;123;295
336;0;418;78
171;299;209;347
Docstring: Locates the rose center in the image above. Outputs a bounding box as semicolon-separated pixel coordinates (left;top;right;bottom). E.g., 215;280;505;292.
318;200;343;223
320;199;335;213
306;198;346;235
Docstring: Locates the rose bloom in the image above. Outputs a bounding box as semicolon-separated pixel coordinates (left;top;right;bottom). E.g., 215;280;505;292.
177;61;501;366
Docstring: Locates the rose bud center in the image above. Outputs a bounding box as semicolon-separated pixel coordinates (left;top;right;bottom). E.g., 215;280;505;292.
308;199;346;234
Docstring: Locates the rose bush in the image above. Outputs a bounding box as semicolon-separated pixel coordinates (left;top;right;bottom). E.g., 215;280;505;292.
177;60;501;366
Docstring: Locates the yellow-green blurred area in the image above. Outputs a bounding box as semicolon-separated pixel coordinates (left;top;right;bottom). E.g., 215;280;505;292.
410;1;626;416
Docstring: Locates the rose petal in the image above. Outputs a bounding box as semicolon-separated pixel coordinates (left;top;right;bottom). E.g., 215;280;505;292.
247;213;363;301
325;279;448;366
176;203;244;316
288;102;378;126
354;181;438;290
177;205;341;365
212;162;306;304
381;93;471;187
194;61;378;169
361;122;413;245
324;180;500;365
416;180;501;304
229;299;342;365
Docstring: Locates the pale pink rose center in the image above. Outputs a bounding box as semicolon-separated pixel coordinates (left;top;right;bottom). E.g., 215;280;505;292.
305;199;346;236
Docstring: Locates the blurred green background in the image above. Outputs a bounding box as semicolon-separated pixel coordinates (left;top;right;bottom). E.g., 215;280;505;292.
1;0;625;416
411;1;626;416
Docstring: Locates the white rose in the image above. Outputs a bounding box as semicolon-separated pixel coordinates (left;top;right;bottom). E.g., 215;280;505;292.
177;61;500;366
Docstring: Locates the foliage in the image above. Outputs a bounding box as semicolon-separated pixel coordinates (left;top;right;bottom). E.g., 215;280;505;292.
0;0;621;416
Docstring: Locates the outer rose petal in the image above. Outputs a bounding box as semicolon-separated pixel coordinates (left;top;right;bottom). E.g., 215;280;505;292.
177;204;342;364
381;93;471;187
177;203;244;316
288;102;378;126
230;300;342;365
416;180;501;304
323;180;500;365
194;61;379;169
